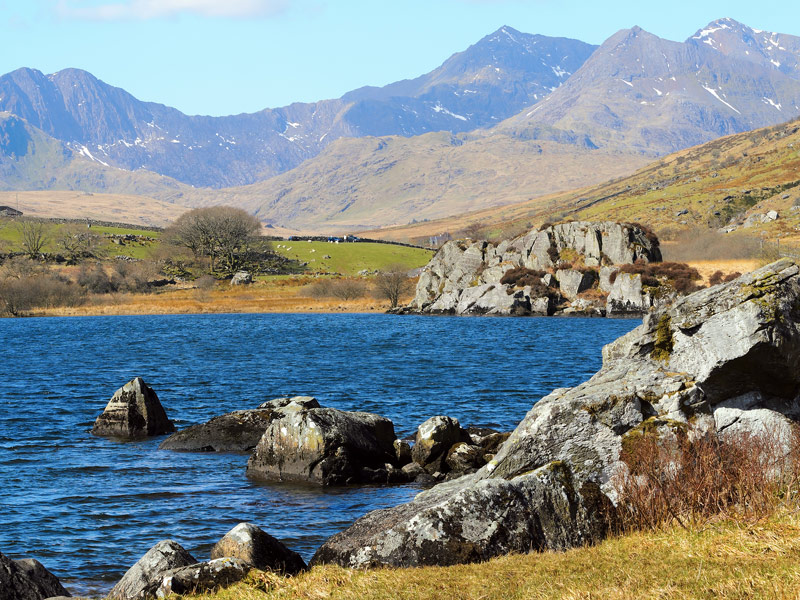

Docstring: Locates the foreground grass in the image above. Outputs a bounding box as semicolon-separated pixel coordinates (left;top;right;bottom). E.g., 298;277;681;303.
184;514;800;600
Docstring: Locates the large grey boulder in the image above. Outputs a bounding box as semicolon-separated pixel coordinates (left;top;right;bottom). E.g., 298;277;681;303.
0;553;70;600
210;523;306;575
312;461;610;568
159;409;275;452
246;404;398;485
156;558;250;598
230;271;253;286
92;378;175;439
605;272;648;315
109;540;196;600
313;260;800;568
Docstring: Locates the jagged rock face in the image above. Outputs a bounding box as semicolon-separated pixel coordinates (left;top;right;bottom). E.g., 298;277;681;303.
246;405;398;485
92;378;175;439
489;259;800;490
158;409;276;452
156;558;251;598
109;540;196;600
311;461;610;568
411;221;660;315
210;523;306;575
314;260;800;568
0;553;70;600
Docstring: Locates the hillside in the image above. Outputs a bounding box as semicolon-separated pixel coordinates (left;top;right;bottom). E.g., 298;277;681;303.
0;112;191;203
365;116;800;246
178;132;649;232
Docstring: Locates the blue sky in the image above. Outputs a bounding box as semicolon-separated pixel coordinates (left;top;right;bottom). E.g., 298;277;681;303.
2;0;797;116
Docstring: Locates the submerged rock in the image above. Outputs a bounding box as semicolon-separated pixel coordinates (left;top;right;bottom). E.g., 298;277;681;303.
0;552;70;600
313;260;800;568
109;540;196;600
246;404;398;485
92;378;175;439
159;409;275;452
210;523;306;575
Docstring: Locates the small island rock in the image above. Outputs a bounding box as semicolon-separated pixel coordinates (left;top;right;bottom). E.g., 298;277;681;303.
92;378;175;439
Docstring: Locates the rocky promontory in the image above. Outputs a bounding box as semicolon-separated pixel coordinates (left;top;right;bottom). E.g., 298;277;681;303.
313;259;800;568
405;221;699;317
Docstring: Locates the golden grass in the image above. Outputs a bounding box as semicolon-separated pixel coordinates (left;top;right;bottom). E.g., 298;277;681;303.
685;259;761;285
33;277;409;317
181;513;800;600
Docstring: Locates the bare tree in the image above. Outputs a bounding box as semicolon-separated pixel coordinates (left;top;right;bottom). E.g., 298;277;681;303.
373;265;412;308
165;206;261;273
16;220;49;259
56;224;103;262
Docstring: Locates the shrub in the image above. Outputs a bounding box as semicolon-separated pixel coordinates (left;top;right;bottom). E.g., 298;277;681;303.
305;278;366;301
500;267;546;288
709;270;724;286
0;274;84;316
612;424;800;533
618;261;703;294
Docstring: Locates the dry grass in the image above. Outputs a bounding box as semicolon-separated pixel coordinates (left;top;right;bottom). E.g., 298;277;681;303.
179;512;800;600
33;277;411;317
685;259;760;285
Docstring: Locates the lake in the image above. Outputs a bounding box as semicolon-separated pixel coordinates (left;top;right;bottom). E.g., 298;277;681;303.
0;313;638;595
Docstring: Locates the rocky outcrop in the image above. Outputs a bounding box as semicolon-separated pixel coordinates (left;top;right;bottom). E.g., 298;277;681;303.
313;260;800;568
410;221;660;316
92;378;175;439
109;540;196;600
155;558;250;598
246;403;398;485
0;553;70;600
210;523;306;575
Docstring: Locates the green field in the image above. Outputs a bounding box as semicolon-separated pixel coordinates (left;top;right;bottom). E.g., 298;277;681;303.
0;219;160;260
272;240;434;275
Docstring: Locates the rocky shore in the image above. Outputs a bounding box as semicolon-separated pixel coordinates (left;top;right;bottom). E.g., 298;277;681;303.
7;259;800;599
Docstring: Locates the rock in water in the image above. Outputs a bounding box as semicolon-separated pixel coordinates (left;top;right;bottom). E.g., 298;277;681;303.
156;558;250;597
313;260;800;568
411;416;469;473
246;404;398;485
159;409;275;452
210;523;306;574
92;378;175;439
109;540;196;600
0;553;70;600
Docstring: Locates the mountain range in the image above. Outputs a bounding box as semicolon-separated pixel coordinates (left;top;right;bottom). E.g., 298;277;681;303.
1;18;800;232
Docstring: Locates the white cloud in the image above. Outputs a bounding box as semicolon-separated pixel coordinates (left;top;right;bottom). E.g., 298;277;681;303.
57;0;289;20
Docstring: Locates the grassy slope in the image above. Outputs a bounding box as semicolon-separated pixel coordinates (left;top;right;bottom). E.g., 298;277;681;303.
182;514;800;600
271;241;433;276
365;119;800;246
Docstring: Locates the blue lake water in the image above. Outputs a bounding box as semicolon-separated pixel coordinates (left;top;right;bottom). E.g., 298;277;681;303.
0;313;638;595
